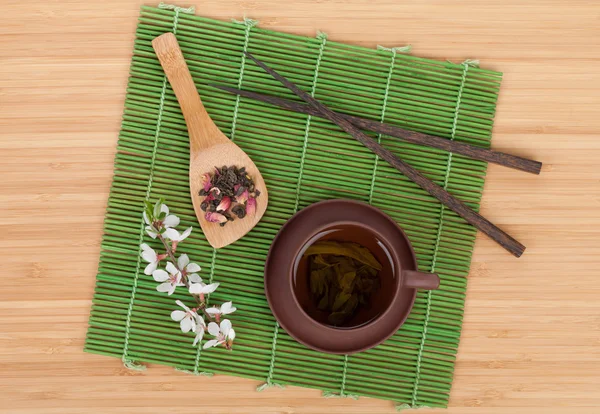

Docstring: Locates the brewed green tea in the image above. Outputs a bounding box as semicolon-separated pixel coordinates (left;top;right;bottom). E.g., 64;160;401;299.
293;225;396;328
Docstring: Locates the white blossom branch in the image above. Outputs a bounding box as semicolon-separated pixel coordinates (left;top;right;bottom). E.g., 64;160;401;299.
139;199;236;350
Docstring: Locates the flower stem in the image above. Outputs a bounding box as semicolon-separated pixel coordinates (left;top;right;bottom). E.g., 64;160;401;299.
156;233;205;307
158;234;177;267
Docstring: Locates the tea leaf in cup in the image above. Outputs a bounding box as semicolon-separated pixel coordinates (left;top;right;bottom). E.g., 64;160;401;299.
306;240;382;327
310;269;328;296
328;294;359;325
339;271;356;292
304;241;382;270
328;311;347;325
313;254;331;267
332;291;352;311
318;295;329;311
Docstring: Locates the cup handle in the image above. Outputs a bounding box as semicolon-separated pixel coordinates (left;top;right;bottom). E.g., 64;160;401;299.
402;270;440;290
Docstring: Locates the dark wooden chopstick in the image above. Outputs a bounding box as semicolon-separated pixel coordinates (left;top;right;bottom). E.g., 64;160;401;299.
210;84;542;175
244;51;526;257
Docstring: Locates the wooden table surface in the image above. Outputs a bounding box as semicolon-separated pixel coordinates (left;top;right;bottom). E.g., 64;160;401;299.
2;0;599;412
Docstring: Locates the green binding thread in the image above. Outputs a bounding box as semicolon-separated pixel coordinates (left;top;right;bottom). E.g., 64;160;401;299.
232;16;259;27
257;31;328;392
260;323;279;390
229;17;259;142
340;354;349;396
121;5;192;370
338;354;356;398
316;30;328;41
193;18;257;367
158;2;195;14
368;46;399;205
463;59;480;67
409;61;471;407
175;367;213;376
257;382;285;392
323;355;359;399
193;244;218;373
123;359;145;371
377;44;412;54
323;391;359;400
396;403;431;411
256;322;282;391
292;31;327;212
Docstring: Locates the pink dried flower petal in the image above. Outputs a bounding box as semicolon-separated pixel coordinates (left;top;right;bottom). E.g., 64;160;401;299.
216;196;231;211
214;167;221;176
205;211;227;224
210;187;221;196
246;197;256;217
201;173;212;192
236;189;249;204
234;184;240;192
205;192;215;202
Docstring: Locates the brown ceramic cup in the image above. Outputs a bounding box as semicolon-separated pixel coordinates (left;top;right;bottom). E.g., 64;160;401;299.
264;199;440;354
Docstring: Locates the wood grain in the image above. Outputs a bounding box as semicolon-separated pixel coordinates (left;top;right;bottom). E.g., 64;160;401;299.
152;33;268;249
1;0;599;413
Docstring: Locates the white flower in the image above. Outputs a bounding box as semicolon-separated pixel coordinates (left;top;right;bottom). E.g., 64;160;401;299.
171;300;199;333
188;273;202;284
164;227;192;242
203;319;235;349
206;301;237;316
188;275;220;295
193;315;206;346
158;204;180;229
144;203;179;239
152;262;183;295
140;243;160;275
145;225;161;239
177;254;201;276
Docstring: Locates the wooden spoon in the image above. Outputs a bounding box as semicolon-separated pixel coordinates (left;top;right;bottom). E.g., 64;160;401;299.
152;33;268;249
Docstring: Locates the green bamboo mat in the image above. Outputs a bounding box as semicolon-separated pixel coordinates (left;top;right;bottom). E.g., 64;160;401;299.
85;3;501;409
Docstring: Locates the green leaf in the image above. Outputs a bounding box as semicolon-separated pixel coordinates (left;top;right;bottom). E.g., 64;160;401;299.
317;295;329;311
338;271;356;292
144;200;154;221
304;241;382;270
343;294;359;314
310;269;327;296
328;284;339;310
313;254;330;267
332;291;351;312
328;311;348;325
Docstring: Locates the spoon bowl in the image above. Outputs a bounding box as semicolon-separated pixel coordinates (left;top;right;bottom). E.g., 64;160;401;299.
152;33;268;249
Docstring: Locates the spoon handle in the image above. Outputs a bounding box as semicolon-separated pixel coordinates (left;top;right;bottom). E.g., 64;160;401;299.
152;33;222;152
